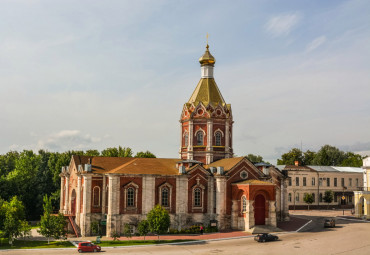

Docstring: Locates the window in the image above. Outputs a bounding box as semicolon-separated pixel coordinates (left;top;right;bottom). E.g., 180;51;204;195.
127;187;135;207
312;193;315;202
161;187;169;207
296;177;299;186
288;193;292;202
341;178;345;187
194;188;201;207
242;196;247;212
319;193;323;202
93;186;100;207
327;178;330;187
334;178;337;187
184;133;188;147
303;177;306;186
312;177;315;186
334;195;337;202
288;178;292;186
349;178;352;187
215;132;222;146
295;193;299;202
319;178;323;186
196;132;204;145
356;178;359;187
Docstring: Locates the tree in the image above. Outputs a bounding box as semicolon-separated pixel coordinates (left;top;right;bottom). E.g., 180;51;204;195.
38;195;54;244
85;150;100;156
147;205;170;241
312;145;345;166
303;150;316;165
101;146;133;157
340;152;363;167
137;220;150;241
123;223;132;239
303;193;314;210
244;154;269;164
1;196;29;245
135;151;156;158
50;213;67;240
323;190;334;209
277;148;303;165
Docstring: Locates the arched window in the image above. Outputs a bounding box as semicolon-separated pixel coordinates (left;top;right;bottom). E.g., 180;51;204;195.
127;187;135;207
288;193;292;202
242;196;247;213
93;186;100;207
161;187;169;207
184;133;188;147
196;132;203;145
194;188;201;207
215;131;222;146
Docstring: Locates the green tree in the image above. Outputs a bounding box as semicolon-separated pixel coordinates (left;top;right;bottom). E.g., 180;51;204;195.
340;152;363;167
147;205;170;241
38;195;54;244
277;148;303;165
303;150;316;165
303;193;314;210
85;150;100;156
312;145;345;166
50;213;67;240
135;151;156;158
101;146;133;157
323;190;334;209
123;223;132;239
137;220;150;241
2;196;29;245
244;154;267;163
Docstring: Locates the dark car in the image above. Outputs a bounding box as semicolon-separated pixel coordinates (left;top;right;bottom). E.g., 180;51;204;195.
324;218;336;228
77;242;101;253
254;233;279;242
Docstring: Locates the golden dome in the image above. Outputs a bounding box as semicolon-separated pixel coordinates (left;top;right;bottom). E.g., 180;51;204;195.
199;44;215;66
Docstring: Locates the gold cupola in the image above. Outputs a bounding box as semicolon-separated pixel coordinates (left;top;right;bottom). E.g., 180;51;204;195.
199;44;215;66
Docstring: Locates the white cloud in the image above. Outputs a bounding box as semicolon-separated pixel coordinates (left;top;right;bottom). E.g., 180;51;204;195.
306;36;327;52
265;13;301;37
36;130;101;151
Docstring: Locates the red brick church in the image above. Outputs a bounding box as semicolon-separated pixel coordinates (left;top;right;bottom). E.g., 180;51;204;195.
60;44;289;237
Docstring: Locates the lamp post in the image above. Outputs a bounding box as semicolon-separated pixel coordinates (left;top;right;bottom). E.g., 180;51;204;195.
342;186;347;216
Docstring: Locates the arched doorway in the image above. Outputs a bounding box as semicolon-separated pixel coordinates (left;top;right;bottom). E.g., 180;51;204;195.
71;189;76;215
254;194;266;225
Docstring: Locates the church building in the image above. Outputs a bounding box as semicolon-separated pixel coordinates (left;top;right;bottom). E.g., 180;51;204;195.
60;44;290;237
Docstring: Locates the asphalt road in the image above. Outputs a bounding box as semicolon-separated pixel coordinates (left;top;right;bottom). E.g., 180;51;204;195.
2;216;370;255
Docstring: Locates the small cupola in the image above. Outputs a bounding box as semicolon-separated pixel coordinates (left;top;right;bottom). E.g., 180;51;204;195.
199;44;215;66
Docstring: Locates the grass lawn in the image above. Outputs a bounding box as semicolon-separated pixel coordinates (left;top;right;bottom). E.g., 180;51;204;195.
0;240;74;249
98;239;195;247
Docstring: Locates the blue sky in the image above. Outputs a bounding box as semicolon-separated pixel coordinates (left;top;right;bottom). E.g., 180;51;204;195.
1;0;369;163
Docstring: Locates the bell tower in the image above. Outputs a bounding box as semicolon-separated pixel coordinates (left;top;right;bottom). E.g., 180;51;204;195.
179;44;233;164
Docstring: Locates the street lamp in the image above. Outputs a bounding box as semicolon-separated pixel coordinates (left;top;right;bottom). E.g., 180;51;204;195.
342;186;347;216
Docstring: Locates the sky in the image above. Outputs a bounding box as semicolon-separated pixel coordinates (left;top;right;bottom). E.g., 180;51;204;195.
0;0;369;164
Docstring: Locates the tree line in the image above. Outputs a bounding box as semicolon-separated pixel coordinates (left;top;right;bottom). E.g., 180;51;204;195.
0;147;155;221
277;144;365;167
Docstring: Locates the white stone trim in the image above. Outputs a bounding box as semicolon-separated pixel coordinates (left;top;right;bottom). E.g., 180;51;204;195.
158;182;173;209
92;186;101;207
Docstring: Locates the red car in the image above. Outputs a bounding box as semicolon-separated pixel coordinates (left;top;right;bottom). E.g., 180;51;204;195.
77;242;101;253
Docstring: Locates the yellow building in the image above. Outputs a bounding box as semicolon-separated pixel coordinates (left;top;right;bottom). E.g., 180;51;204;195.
354;156;370;219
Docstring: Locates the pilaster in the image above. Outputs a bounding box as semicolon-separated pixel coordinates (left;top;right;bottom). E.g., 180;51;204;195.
142;175;155;214
106;175;120;237
64;176;69;214
175;175;188;230
102;176;106;215
60;176;65;213
215;176;227;229
76;175;81;225
80;175;92;237
187;120;194;160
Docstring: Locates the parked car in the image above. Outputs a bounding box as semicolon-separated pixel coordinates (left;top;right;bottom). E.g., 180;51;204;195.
78;242;101;253
324;218;336;228
254;233;279;242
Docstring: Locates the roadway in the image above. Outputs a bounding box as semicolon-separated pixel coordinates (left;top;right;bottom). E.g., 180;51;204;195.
2;215;370;255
